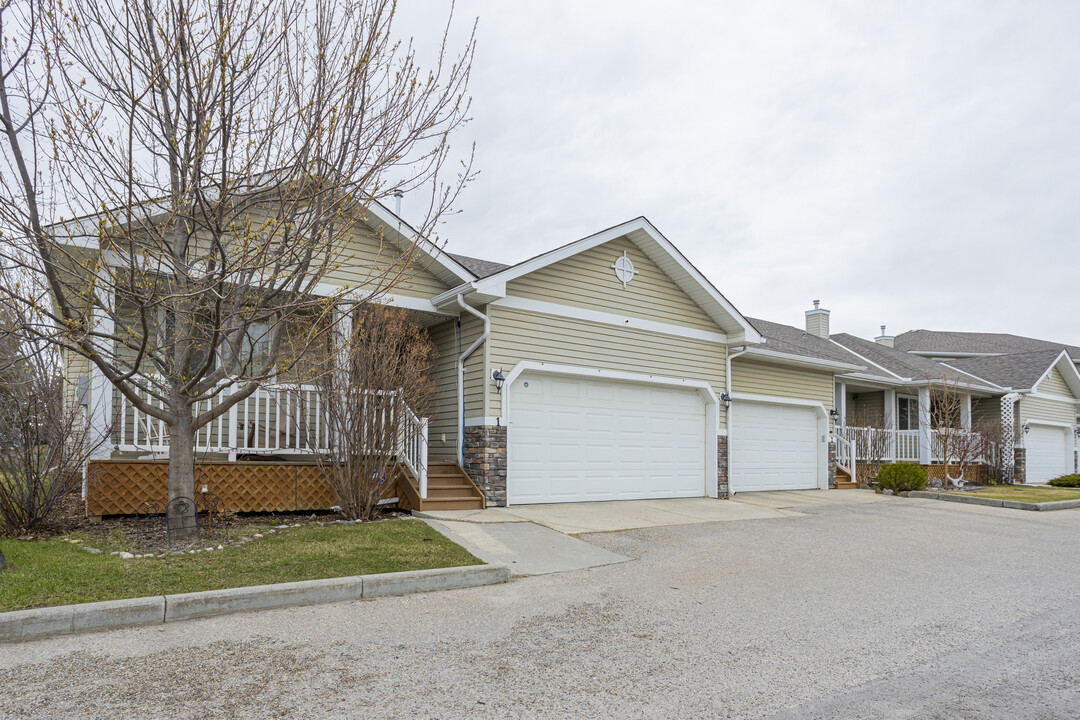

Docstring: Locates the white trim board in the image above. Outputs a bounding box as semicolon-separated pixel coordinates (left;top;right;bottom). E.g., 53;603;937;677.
490;295;728;343
740;347;864;372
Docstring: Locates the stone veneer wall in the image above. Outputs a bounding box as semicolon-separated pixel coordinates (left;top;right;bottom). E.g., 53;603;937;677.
1013;447;1026;484
828;441;837;489
463;425;507;506
717;435;729;499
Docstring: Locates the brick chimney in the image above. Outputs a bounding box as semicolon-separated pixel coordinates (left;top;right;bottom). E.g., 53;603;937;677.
875;325;894;348
805;300;830;339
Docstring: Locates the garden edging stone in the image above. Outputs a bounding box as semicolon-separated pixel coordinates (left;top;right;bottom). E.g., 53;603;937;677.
0;563;508;643
907;491;1080;511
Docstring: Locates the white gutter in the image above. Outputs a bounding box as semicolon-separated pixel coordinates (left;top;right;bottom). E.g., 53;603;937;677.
726;346;750;451
456;294;490;466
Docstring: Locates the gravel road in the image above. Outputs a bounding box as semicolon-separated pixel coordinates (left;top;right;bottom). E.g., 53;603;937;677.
2;496;1078;719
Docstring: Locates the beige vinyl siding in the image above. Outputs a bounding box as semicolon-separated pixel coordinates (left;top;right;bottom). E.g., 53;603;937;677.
971;397;1001;428
323;223;448;299
1037;366;1074;398
732;358;835;412
486;304;727;424
62;349;90;417
505;236;718;333
844;390;885;424
427;312;487;462
1020;394;1076;426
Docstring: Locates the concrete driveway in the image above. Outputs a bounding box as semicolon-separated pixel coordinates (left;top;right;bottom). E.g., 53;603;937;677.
422;489;887;534
3;495;1079;719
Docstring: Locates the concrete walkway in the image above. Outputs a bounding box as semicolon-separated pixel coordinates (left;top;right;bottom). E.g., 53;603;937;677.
422;519;631;576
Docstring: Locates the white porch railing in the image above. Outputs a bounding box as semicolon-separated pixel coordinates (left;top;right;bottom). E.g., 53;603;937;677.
834;433;855;478
836;426;992;465
112;380;429;497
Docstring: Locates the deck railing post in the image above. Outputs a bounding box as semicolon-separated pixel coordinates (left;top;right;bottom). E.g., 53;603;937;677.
227;390;238;461
419;417;429;499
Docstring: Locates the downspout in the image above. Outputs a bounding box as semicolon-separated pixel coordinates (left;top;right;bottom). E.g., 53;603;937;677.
456;294;490;466
726;346;749;475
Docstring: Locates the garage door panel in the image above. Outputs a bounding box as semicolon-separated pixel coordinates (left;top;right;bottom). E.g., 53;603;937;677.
1026;425;1071;484
509;373;707;504
730;401;820;492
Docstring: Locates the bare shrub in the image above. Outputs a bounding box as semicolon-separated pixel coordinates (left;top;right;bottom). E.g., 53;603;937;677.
846;406;892;485
313;306;436;521
0;327;105;536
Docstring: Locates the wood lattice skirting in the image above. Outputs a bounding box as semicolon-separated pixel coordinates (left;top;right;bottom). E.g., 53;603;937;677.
85;460;392;516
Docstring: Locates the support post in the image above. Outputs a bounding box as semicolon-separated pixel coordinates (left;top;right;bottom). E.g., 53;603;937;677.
961;393;972;431
918;386;932;465
85;276;114;500
884;389;897;461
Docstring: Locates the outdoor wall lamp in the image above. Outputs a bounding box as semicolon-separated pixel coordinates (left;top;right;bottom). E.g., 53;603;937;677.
1022;422;1030;435
492;369;505;393
720;392;731;408
828;409;839;419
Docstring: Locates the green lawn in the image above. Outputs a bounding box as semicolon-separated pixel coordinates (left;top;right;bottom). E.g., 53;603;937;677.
0;519;480;612
946;485;1080;504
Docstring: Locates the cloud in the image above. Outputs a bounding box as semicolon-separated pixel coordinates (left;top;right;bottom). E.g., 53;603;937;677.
396;0;1080;342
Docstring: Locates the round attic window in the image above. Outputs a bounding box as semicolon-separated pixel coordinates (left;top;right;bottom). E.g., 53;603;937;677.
611;251;638;288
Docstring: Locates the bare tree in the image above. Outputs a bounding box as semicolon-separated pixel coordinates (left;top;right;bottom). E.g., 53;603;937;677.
922;375;983;488
312;305;435;521
846;406;892;486
0;308;107;535
0;0;475;532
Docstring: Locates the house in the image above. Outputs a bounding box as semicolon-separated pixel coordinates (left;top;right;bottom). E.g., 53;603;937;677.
62;208;870;513
750;304;1080;485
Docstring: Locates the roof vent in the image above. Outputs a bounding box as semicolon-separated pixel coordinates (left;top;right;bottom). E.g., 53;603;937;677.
875;325;895;348
805;300;830;339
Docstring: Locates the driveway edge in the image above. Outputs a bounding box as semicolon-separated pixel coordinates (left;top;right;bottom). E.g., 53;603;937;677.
908;491;1080;511
0;563;508;644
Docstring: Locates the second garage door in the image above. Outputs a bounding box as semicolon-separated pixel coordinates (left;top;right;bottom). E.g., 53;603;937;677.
729;401;821;492
507;373;707;504
1026;424;1072;484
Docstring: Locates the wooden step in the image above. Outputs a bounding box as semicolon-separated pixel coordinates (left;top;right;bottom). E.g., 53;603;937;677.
419;496;487;510
393;461;486;511
835;480;859;490
425;485;477;498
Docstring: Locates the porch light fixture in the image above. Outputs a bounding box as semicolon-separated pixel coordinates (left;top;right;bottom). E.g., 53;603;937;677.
492;369;505;393
720;392;731;408
829;409;839;419
1022;422;1030;435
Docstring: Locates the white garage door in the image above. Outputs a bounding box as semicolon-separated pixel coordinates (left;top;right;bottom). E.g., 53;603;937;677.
1026;425;1072;484
508;373;707;504
730;401;820;492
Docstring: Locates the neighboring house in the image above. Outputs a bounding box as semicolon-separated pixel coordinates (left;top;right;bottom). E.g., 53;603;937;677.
752;304;1080;484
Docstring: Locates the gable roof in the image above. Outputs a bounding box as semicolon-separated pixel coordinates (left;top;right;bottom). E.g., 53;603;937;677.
894;329;1080;361
742;317;866;372
439;217;763;343
447;253;511;279
830;333;998;387
946;349;1080;395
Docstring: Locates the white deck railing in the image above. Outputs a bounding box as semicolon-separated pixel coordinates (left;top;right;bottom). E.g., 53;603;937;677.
112;380;429;497
837;426;993;465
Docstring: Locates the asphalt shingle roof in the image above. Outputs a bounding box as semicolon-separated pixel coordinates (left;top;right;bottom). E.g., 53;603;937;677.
829;333;984;385
894;329;1080;360
743;317;873;373
944;349;1067;391
446;253;511;279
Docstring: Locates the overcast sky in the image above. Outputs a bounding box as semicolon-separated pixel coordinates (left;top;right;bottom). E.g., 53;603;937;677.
396;1;1079;343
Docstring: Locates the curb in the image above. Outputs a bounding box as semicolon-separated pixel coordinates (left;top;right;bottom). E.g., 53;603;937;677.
0;563;508;644
907;491;1080;512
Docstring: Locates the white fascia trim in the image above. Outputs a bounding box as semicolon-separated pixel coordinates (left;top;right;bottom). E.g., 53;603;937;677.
1045;350;1080;397
729;392;828;419
835;372;909;389
906;350;1005;358
471;217;762;344
828;340;906;380
501;360;721;503
741;347;864;372
465;416;502;427
362;200;477;286
490;295;728;344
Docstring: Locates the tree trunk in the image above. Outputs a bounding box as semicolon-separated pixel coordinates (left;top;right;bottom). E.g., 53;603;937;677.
167;409;198;538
